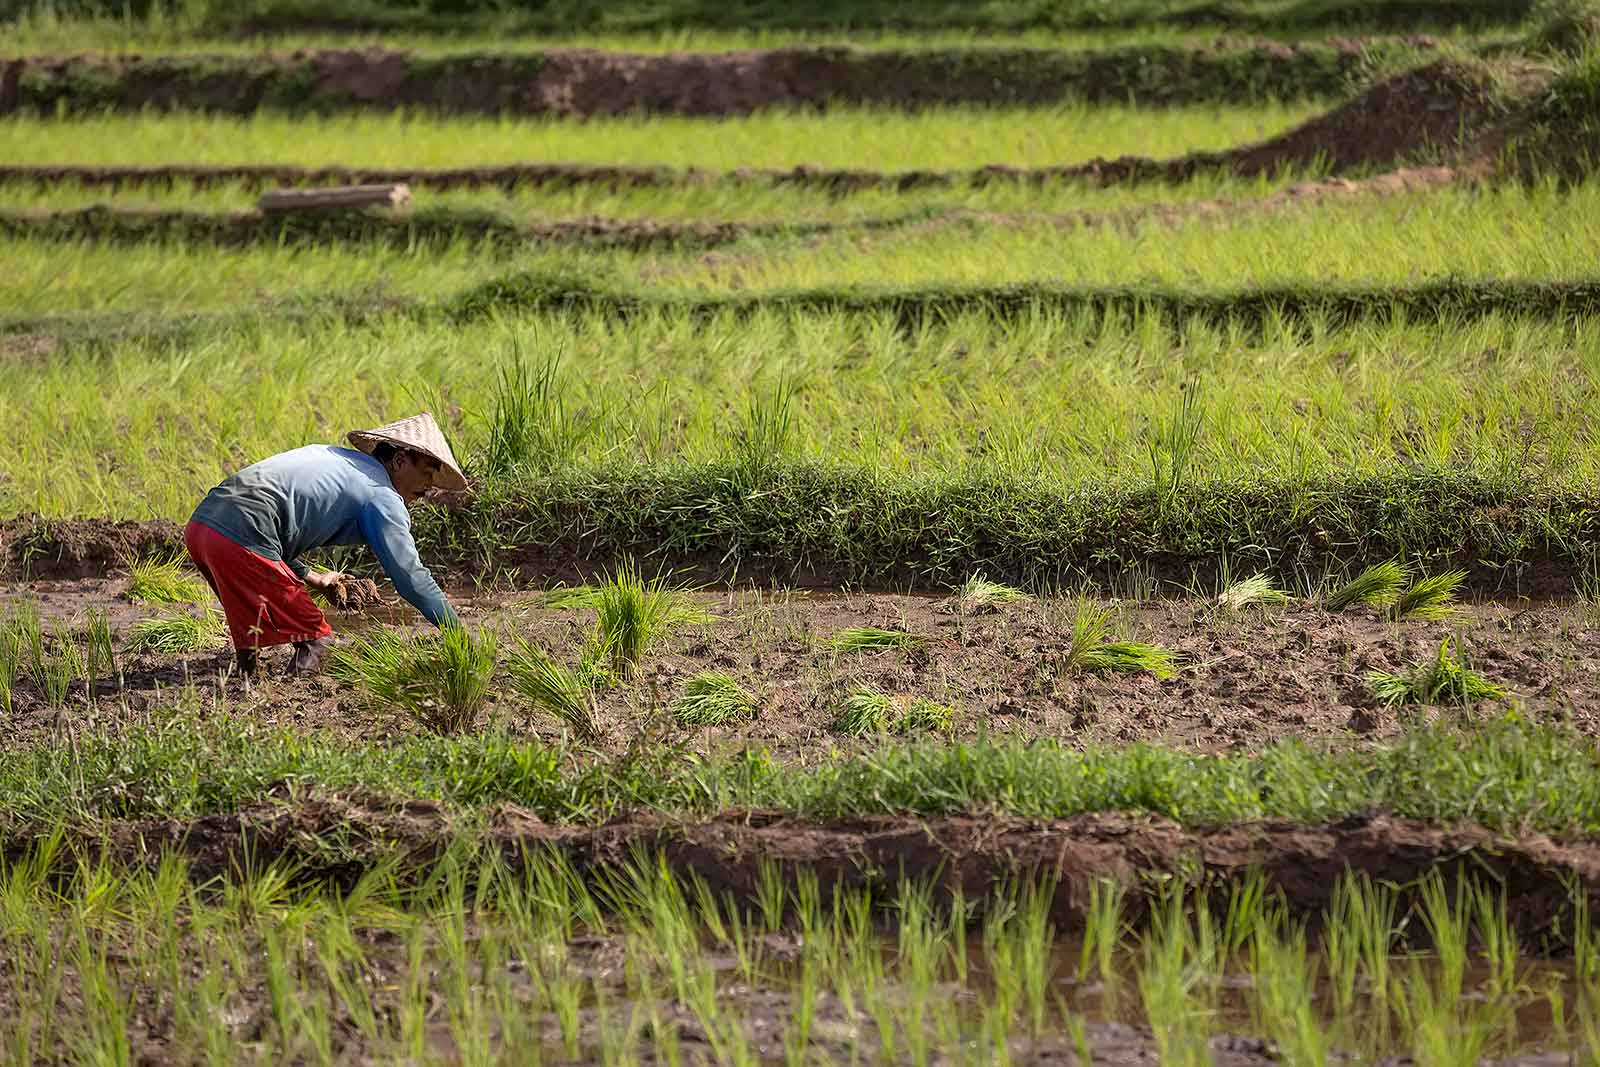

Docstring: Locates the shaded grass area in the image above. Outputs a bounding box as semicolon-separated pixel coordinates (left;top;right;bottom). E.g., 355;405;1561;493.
0;709;1593;833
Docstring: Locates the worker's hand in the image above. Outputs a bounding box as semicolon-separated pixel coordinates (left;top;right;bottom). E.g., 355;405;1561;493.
304;569;346;592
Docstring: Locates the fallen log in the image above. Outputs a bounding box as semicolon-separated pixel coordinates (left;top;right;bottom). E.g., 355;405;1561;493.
257;183;411;213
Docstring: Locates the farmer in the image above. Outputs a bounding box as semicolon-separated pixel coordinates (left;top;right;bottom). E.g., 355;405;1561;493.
184;413;466;677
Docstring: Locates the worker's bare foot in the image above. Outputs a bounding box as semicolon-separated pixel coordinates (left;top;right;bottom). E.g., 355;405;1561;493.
289;637;332;675
234;648;259;677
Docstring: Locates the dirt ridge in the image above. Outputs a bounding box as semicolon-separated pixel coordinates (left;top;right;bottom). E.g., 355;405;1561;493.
0;40;1409;118
13;805;1599;941
0;167;1461;252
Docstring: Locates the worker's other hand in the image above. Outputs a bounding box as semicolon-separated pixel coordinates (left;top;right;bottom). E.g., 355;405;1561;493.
304;569;346;592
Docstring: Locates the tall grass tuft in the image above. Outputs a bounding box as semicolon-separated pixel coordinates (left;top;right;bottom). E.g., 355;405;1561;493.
506;637;603;741
127;610;225;655
125;555;207;605
957;574;1033;613
330;626;497;734
827;627;923;653
831;687;896;735
1323;560;1409;611
1391;570;1465;621
672;672;757;727
1366;637;1506;706
1215;573;1290;613
594;564;701;677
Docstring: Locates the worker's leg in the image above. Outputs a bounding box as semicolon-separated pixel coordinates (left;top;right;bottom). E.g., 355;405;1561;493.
183;520;330;672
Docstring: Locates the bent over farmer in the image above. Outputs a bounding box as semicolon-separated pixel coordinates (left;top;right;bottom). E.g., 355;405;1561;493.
184;413;466;676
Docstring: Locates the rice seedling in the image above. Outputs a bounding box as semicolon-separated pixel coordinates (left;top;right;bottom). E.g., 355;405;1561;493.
80;608;115;693
1215;573;1291;613
541;586;602;610
125;610;225;655
478;345;598;478
329;625;497;734
1058;598;1178;679
0;612;24;715
831;687;896;735
1390;570;1466;621
1365;636;1506;706
672;672;757;727
506;637;603;741
124;554;207;605
594;564;702;676
1323;560;1410;611
957;574;1033;613
827;627;923;653
895;698;954;733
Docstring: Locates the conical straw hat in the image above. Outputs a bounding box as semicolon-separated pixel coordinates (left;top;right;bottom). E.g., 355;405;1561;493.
347;412;469;492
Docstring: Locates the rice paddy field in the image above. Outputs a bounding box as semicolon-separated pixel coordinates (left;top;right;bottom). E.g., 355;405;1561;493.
9;0;1600;1062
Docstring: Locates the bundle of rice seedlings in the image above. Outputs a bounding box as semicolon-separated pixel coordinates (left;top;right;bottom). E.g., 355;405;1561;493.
330;626;497;734
1057;598;1179;679
1079;642;1179;679
672;671;757;727
957;574;1033;613
540;585;602;610
1365;637;1506;706
1215;573;1290;613
895;698;954;734
827;627;923;653
1323;561;1409;611
1391;570;1466;622
506;637;603;741
126;610;225;655
831;687;896;735
126;554;208;605
594;564;705;676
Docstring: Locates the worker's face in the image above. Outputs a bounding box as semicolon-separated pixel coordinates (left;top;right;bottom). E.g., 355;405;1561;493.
390;452;443;504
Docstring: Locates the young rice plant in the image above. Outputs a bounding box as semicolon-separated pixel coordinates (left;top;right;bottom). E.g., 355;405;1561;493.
331;626;497;734
1059;598;1178;679
506;637;604;741
672;671;758;727
1323;561;1409;611
126;610;225;655
828;627;923;654
1366;637;1506;706
125;554;208;605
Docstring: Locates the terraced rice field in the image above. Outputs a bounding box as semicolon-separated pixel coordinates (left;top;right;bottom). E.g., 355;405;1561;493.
6;0;1600;1061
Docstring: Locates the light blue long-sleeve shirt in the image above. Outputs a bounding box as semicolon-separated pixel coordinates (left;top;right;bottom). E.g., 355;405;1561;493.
190;445;457;628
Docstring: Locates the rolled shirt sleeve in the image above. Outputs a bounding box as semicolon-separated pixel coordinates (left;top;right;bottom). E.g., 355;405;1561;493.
357;499;459;628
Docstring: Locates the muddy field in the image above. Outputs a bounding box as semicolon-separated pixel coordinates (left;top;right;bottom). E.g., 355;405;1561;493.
3;573;1591;754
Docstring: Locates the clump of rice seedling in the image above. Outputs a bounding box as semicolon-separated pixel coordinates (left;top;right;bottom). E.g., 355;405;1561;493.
828;627;923;653
507;637;603;741
81;608;116;692
0;611;25;714
14;608;81;710
541;585;602;610
832;687;896;735
330;626;496;734
1323;560;1409;611
896;698;954;734
594;563;704;676
125;554;207;605
1366;637;1506;706
1058;598;1178;679
1215;573;1290;613
957;574;1033;613
126;610;225;655
1391;570;1465;622
672;672;757;727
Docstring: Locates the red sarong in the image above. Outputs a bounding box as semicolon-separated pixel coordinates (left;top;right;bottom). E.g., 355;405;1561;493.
184;520;332;649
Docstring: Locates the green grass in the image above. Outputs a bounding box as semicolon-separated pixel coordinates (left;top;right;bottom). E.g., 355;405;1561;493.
125;554;207;605
1365;636;1507;706
329;626;498;734
125;610;225;655
671;671;757;726
2;708;1599;832
0;103;1323;173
